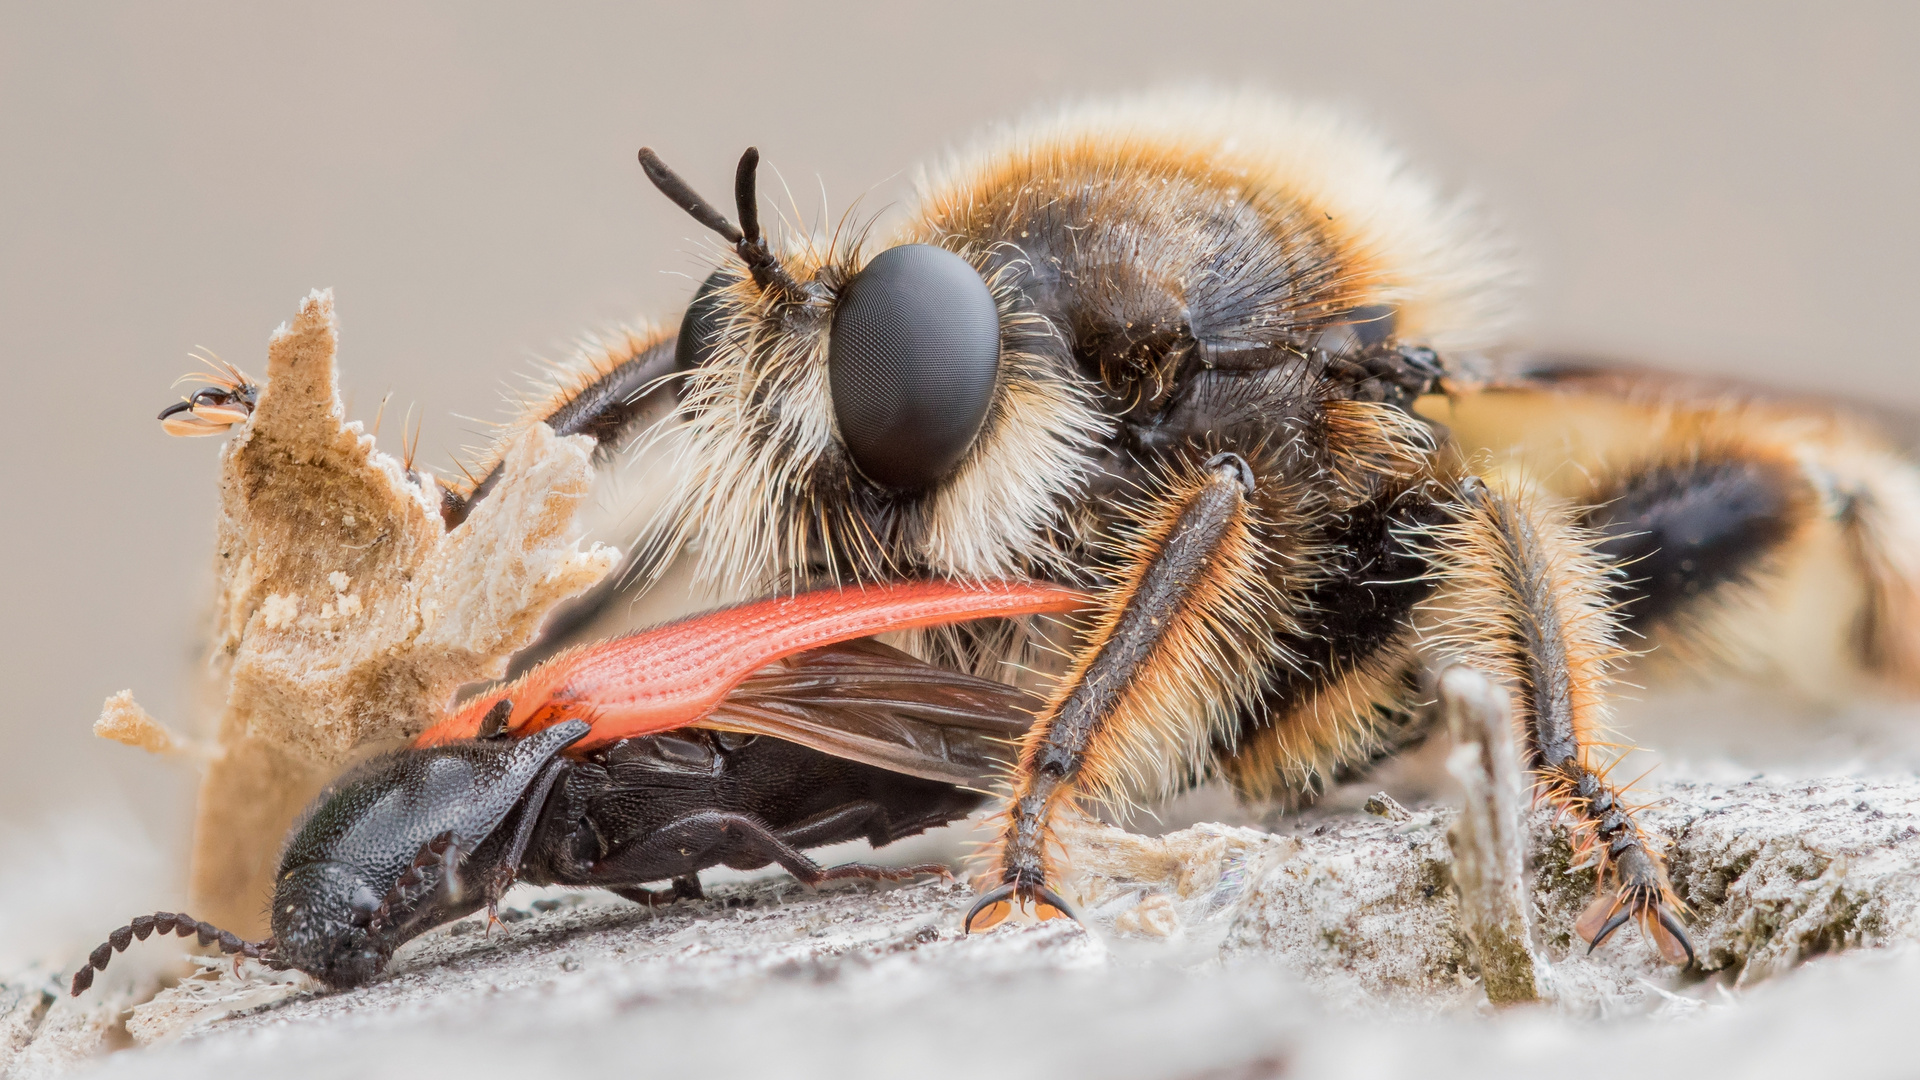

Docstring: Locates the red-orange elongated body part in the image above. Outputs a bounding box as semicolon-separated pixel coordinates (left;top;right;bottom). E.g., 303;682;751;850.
414;579;1089;751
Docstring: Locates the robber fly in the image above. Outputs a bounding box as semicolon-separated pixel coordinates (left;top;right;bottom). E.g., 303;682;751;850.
135;91;1920;971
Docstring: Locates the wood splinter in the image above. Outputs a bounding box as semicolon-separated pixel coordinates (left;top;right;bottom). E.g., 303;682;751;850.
1441;665;1548;1004
94;691;213;764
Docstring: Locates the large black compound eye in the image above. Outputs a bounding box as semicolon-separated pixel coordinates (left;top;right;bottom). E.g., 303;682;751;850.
674;269;732;372
827;244;1001;492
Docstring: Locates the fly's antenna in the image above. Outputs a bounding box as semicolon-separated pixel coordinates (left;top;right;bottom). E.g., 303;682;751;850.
732;147;766;252
71;912;280;995
638;146;804;299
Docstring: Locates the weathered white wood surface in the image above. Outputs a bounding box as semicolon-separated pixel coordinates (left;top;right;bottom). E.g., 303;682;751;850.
9;768;1920;1080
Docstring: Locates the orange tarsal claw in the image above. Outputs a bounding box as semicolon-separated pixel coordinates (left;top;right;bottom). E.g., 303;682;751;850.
415;579;1090;751
962;883;1077;933
1575;885;1695;966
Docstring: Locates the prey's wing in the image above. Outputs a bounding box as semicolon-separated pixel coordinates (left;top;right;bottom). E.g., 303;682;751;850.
700;639;1040;788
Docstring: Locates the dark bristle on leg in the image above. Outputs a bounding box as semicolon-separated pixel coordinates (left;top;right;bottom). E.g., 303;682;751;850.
70;912;274;996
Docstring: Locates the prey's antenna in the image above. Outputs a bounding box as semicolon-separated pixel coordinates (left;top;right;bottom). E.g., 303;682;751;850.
70;911;283;995
638;146;802;298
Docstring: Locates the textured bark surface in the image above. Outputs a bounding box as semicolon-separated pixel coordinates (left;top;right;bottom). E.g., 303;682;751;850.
12;771;1920;1078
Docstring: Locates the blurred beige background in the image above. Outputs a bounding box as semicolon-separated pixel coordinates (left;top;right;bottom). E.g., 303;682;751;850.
1;1;1915;869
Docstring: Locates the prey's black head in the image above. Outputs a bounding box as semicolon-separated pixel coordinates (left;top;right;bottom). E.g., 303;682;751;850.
269;719;587;988
73;719;588;995
271;859;390;990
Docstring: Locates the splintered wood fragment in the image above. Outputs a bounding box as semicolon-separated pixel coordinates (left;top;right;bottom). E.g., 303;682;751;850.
178;289;618;936
1363;791;1412;821
94;691;189;757
1440;665;1545;1004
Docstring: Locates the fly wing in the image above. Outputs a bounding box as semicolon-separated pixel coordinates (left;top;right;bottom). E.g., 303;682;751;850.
700;639;1039;788
415;578;1084;750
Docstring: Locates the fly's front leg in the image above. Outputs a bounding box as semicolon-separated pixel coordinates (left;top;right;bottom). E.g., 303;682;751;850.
441;327;678;526
1424;476;1693;965
967;453;1278;931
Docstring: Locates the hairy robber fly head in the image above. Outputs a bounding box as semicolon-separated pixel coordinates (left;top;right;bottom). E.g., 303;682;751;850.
636;147;1107;594
635;107;1509;603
